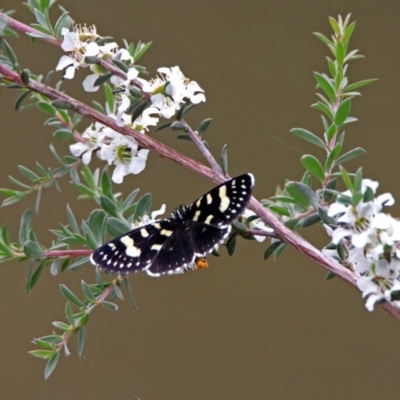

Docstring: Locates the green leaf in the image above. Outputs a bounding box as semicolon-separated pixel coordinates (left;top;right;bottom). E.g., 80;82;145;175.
33;8;51;30
32;338;56;350
69;256;90;271
285;181;319;210
51;99;76;110
340;167;353;191
82;221;97;250
334;147;366;166
27;261;45;292
325;142;342;172
14;90;31;111
328;16;340;34
44;353;60;380
177;134;191;140
198;118;212;136
130;100;150;123
53;129;73;140
112;59;129;73
170;121;187;131
343;20;356;42
100;195;118;217
134;41;152;61
94;73;112;87
353;168;363;193
226;232;237;256
54;8;73;38
37;101;56;115
87;209;107;245
264;241;282;260
300;213;321;228
101;301;119;311
178;103;196;119
312;102;334;121
60;284;84;308
326;123;337;142
300;155;325;182
24;240;44;259
313;32;333;46
314;72;335;101
326;271;336;280
123;278;138;308
337;241;347;261
344;78;377;92
221;144;228;175
268;204;291;217
19;209;32;245
317;207;336;225
66;205;80;234
290;128;326;149
78;327;86;360
322;179;337;202
81;280;96;302
107;217;131;237
104;83;114;112
65;301;74;326
155;122;173;132
336;42;345;66
129;85;143;98
29;349;56;360
133;193;152;222
18;165;39;181
35;188;42;214
335;98;351;126
4;40;18;66
123;188;140;211
100;169;113;198
50;258;61;276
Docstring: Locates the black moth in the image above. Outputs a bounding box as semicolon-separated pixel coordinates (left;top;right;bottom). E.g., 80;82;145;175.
90;173;254;277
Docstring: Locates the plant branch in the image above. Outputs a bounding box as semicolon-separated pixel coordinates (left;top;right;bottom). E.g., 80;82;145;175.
2;63;399;321
185;123;224;176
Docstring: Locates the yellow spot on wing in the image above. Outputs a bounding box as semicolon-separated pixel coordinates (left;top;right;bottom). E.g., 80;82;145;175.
193;210;201;221
219;185;230;212
120;236;141;257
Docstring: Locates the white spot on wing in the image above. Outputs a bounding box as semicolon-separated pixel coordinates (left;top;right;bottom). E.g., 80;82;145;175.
206;194;213;204
151;244;162;251
160;229;173;237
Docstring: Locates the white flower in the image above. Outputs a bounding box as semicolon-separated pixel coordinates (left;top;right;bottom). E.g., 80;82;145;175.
69;123;106;164
111;67;140;92
242;209;273;242
324;178;400;311
135;204;167;228
55;55;80;79
98;133;149;183
137;66;206;119
56;26;101;79
159;66;205;104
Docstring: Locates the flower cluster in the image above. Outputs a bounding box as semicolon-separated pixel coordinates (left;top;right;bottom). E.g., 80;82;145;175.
323;179;400;311
57;24;205;183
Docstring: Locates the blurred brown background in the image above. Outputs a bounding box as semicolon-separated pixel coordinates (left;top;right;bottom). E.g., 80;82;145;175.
1;1;399;399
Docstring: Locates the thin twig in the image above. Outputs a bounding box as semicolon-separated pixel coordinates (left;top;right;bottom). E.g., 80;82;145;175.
185;123;224;176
